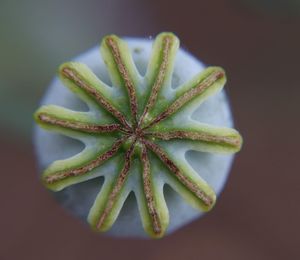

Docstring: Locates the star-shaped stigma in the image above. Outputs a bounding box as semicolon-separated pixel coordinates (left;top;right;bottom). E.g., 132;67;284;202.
34;32;242;238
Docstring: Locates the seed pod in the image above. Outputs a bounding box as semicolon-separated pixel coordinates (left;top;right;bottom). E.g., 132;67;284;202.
34;33;242;238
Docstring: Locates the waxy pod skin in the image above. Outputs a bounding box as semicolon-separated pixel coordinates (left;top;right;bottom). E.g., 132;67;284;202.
34;33;242;238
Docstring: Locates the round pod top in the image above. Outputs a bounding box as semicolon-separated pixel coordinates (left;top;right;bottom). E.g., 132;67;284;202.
34;32;242;238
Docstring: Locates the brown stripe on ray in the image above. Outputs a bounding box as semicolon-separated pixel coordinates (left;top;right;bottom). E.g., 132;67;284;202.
139;35;173;126
144;69;225;130
140;144;162;235
61;67;131;129
146;130;241;148
96;139;136;229
142;138;214;207
38;113;122;133
44;136;127;184
105;37;138;126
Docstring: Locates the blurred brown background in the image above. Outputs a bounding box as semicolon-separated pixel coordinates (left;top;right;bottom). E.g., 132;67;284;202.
1;0;299;259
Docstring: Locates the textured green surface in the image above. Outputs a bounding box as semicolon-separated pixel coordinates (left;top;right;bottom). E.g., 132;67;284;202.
34;32;242;238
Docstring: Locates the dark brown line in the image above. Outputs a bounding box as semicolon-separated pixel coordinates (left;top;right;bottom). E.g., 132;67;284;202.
38;113;121;133
142;138;214;207
144;70;225;129
139;35;173;126
96;139;136;229
105;37;138;126
44;136;127;184
140;144;162;235
61;67;131;129
146;130;241;148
